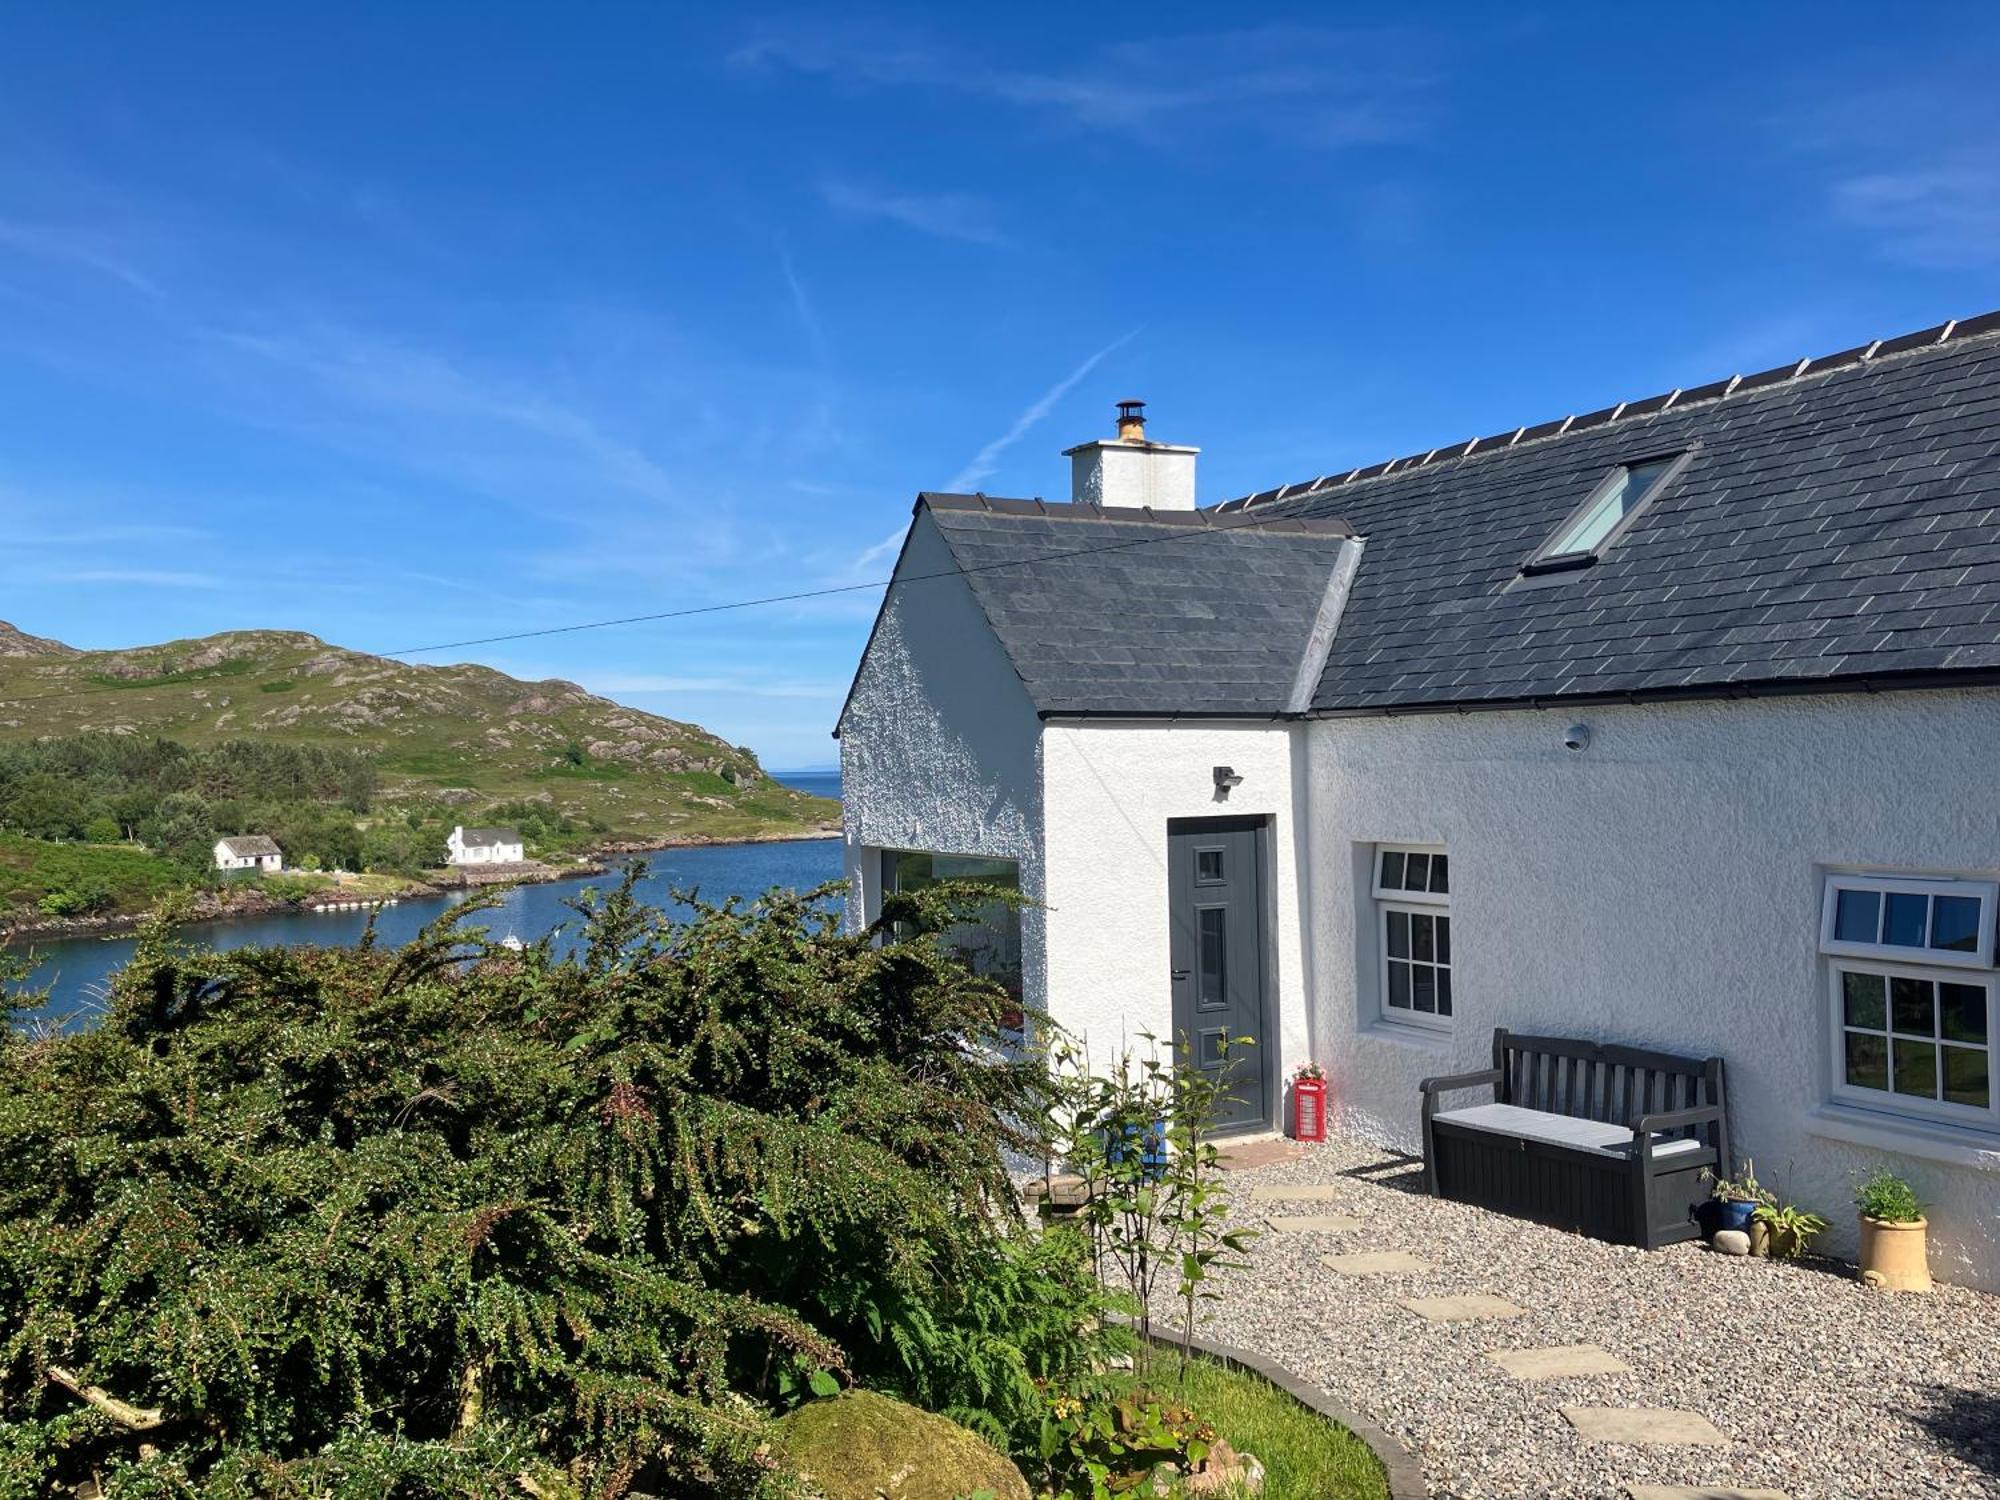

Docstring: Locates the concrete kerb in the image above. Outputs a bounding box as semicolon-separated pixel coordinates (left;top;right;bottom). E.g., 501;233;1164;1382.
1141;1323;1426;1500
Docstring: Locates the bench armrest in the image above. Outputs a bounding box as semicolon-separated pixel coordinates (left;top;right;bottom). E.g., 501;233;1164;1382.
1632;1103;1724;1136
1419;1067;1503;1097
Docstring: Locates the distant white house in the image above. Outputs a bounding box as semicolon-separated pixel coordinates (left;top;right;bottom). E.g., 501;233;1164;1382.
213;835;282;873
446;825;525;866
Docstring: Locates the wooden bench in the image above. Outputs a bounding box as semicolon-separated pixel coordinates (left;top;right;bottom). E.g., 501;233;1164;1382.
1419;1028;1731;1250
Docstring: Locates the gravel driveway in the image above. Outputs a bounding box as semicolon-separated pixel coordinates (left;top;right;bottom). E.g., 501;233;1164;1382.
1173;1136;2000;1500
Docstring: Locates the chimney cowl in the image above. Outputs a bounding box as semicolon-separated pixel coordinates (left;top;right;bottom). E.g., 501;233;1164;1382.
1064;401;1200;510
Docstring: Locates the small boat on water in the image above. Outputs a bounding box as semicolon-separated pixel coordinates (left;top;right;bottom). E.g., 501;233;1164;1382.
499;933;526;952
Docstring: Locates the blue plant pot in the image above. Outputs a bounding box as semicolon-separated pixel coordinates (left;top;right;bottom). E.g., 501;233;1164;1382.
1105;1121;1170;1182
1717;1199;1758;1233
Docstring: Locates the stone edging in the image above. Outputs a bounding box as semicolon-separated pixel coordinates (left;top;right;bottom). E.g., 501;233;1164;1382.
1142;1324;1427;1500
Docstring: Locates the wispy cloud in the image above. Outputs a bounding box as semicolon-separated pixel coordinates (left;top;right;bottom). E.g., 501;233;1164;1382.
0;219;164;297
819;178;1005;246
947;329;1140;493
1831;159;2000;270
50;568;223;589
736;24;1435;150
1785;78;2000;270
776;238;832;366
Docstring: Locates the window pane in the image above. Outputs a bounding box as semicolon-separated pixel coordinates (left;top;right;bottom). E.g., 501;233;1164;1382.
1196;848;1224;884
1546;458;1676;556
1404;853;1431;892
1842;971;1887;1030
1430;853;1450;894
1386;909;1410;959
1893;1039;1939;1099
1436;969;1453;1017
1844;1031;1888;1092
1435;914;1452;966
932;854;1020;885
1198;907;1227;1011
1198;1028;1227;1067
1386;960;1411;1009
1931;895;1982;954
1411;964;1437;1014
1883;892;1929;947
1379;850;1405;890
1943;1046;1991;1109
1940;984;1988;1044
1891;977;1935;1037
1411;912;1435;963
1833;888;1882;944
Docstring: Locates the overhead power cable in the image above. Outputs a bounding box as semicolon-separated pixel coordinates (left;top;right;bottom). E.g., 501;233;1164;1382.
0;501;1338;710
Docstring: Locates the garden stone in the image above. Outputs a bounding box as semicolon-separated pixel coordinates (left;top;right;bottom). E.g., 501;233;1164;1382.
1265;1213;1364;1233
1712;1229;1751;1256
775;1390;1030;1500
1247;1183;1347;1203
1488;1343;1631;1380
1398;1293;1526;1322
1320;1250;1432;1275
1563;1406;1730;1445
1623;1488;1791;1499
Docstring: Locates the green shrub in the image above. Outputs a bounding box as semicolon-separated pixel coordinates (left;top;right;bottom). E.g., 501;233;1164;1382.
83;817;123;845
34;881;111;918
0;873;1066;1497
1854;1169;1924;1223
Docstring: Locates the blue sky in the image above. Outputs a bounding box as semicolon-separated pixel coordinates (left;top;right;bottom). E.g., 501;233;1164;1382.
2;5;1997;768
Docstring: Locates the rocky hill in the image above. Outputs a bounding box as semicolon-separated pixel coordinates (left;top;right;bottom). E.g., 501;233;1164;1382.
0;623;838;845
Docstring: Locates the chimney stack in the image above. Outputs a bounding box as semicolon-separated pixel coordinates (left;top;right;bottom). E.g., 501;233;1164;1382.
1065;400;1199;511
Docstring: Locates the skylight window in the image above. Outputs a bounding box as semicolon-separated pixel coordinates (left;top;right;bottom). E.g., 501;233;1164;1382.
1523;453;1687;574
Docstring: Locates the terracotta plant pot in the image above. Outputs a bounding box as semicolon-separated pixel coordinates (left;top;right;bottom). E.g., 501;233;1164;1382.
1858;1214;1931;1292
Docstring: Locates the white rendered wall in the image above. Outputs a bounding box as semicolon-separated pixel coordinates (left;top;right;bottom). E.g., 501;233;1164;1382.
1040;721;1309;1125
1068;443;1199;511
1304;689;2000;1290
837;512;1047;999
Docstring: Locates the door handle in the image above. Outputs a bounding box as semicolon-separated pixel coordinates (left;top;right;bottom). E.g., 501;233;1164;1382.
1171;969;1191;980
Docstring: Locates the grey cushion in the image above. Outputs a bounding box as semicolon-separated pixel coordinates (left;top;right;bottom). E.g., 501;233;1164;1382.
1434;1102;1705;1159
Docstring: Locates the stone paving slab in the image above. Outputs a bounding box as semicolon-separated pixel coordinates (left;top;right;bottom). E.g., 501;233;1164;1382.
1320;1250;1432;1276
1216;1138;1301;1170
1624;1488;1790;1500
1563;1407;1730;1446
1247;1183;1348;1203
1488;1343;1631;1380
1265;1213;1365;1233
1398;1293;1526;1323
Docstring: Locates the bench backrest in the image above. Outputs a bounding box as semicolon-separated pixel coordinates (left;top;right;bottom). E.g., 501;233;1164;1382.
1492;1028;1726;1138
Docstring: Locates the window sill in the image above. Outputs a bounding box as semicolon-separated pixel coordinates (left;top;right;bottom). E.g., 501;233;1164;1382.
1805;1105;2000;1173
1363;1018;1455;1054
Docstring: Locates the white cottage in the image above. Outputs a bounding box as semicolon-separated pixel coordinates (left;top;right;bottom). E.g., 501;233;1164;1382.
837;314;2000;1291
213;835;282;873
446;825;525;866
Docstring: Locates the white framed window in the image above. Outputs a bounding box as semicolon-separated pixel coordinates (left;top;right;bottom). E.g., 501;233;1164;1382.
1828;961;1994;1129
1820;870;1998;1134
1819;874;1997;970
1373;844;1451;1030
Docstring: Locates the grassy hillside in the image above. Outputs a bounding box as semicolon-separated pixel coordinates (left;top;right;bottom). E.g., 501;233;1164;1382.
0;622;838;847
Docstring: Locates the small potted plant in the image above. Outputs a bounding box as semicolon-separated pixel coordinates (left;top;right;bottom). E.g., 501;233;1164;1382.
1752;1198;1829;1260
1697;1160;1772;1242
1854;1169;1930;1292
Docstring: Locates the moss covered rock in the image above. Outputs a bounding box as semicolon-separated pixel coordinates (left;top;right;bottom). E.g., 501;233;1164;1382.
775;1390;1030;1500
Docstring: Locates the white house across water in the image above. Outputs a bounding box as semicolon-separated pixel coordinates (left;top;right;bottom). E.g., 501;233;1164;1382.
446;825;525;866
213;835;282;873
836;312;2000;1291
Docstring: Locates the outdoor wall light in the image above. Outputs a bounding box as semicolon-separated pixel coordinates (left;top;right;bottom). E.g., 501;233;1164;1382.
1212;765;1244;795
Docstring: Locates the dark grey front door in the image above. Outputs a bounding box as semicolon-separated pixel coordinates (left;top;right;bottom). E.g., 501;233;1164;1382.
1168;817;1269;1133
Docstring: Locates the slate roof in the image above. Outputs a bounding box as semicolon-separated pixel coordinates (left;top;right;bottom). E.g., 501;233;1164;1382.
456;827;521;847
1255;312;2000;714
217;835;281;858
918;493;1356;715
844;311;2000;725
